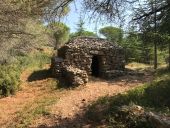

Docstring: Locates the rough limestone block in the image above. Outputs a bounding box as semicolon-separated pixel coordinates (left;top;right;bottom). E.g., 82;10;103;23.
63;66;88;86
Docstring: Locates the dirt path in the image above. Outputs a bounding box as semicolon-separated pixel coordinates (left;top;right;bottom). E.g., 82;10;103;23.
0;66;153;128
0;66;57;127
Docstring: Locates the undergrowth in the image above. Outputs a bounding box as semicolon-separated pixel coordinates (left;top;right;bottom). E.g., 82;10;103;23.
0;51;51;96
0;65;21;96
8;97;57;128
86;67;170;128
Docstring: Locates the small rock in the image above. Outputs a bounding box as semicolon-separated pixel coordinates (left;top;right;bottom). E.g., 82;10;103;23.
82;99;86;102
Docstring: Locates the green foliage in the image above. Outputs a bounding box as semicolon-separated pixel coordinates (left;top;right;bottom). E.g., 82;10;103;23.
86;68;170;127
18;52;51;69
0;65;21;96
132;0;170;68
123;30;153;64
70;31;97;39
99;26;123;43
159;8;170;34
0;19;53;65
76;18;85;36
0;51;51;97
99;26;154;64
50;22;70;49
104;79;170;109
0;13;53;97
141;32;170;65
123;32;142;62
70;17;97;39
13;97;57;128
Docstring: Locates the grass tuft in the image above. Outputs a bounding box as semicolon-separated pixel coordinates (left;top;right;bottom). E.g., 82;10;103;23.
86;67;170;127
0;51;51;96
10;97;57;128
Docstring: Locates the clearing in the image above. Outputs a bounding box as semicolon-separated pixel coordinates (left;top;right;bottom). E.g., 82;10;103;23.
0;64;153;128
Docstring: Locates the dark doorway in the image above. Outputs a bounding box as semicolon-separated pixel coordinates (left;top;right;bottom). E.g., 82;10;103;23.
91;55;100;77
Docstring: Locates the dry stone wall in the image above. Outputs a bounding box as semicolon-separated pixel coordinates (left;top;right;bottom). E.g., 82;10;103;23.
51;37;125;86
62;66;88;86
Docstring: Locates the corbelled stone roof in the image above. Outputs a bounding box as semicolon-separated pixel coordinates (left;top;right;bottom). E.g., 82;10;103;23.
52;36;125;85
65;36;122;49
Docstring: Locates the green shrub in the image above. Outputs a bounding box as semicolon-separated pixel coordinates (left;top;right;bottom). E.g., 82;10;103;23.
86;69;170;127
18;52;51;69
0;65;21;96
0;51;51;96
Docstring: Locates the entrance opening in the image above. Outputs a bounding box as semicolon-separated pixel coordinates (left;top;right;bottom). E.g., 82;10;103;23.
91;55;100;77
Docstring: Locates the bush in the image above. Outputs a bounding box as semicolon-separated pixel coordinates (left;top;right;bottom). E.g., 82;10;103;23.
86;69;170;127
0;51;51;96
18;52;51;69
0;65;21;96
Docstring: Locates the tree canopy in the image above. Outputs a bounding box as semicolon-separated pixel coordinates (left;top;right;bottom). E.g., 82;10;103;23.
99;26;123;43
70;17;97;39
1;0;170;67
50;22;70;49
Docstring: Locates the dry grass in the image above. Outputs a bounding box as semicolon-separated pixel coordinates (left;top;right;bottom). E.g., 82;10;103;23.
126;62;152;70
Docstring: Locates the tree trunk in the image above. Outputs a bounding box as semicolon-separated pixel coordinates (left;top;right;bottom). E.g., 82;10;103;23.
154;0;157;69
168;43;170;70
154;41;157;69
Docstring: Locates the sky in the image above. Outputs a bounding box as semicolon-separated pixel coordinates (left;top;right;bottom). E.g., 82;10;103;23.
61;1;115;34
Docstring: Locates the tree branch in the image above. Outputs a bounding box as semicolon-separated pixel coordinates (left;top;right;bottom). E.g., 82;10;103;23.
133;3;170;20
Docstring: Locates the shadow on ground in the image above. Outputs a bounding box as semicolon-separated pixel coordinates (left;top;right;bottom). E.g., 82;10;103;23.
27;69;52;82
89;68;153;85
36;112;98;128
156;67;170;77
36;77;170;128
34;68;156;128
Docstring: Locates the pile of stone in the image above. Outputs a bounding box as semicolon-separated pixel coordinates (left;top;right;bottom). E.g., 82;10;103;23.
51;57;88;86
147;112;170;128
62;66;88;86
119;105;170;128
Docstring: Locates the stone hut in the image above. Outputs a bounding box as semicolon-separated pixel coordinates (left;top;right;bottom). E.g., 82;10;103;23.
51;37;125;86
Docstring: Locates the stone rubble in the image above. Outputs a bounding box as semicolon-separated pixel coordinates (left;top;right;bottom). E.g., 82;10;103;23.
147;112;170;128
119;105;170;128
62;66;88;86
